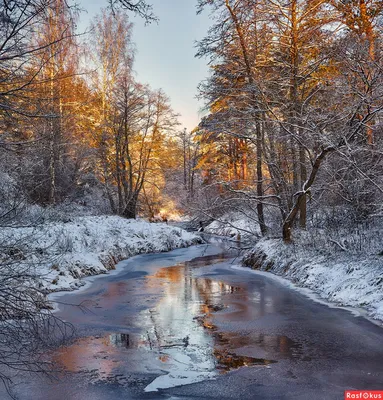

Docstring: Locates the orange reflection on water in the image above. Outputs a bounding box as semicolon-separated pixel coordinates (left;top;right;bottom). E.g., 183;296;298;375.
53;256;295;381
53;336;122;375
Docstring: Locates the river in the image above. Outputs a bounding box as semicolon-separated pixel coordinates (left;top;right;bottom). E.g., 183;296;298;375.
8;240;383;399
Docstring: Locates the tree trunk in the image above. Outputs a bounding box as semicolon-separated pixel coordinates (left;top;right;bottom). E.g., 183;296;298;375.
122;193;138;219
299;144;307;229
256;121;267;236
359;0;375;145
183;130;188;190
282;146;333;242
48;127;56;205
282;193;305;243
115;133;124;214
48;75;59;205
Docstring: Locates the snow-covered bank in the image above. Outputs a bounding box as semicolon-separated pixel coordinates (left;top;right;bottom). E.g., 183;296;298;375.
242;238;383;322
1;216;202;293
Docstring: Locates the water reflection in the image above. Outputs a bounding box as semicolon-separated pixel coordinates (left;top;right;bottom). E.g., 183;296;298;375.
53;336;122;376
53;252;308;392
139;258;284;386
109;333;139;348
213;331;306;360
214;349;277;371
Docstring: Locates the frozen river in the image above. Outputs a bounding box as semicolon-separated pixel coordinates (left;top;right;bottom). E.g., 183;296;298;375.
9;241;383;399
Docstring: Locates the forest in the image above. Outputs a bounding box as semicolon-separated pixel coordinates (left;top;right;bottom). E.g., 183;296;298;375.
0;0;382;243
195;0;382;243
0;0;182;221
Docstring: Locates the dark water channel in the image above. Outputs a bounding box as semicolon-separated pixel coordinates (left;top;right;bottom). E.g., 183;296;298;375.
9;241;383;400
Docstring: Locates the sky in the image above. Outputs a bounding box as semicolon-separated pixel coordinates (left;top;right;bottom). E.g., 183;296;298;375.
80;0;212;131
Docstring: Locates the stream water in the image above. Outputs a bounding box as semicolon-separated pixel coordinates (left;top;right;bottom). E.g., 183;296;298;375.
7;240;383;399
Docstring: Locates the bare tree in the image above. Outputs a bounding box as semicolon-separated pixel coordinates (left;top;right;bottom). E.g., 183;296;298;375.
109;0;157;23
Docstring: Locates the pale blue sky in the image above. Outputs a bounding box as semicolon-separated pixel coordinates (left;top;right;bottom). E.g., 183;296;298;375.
79;0;211;131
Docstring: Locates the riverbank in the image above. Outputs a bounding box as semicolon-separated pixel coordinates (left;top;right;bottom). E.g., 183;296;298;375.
202;212;383;322
1;215;202;293
242;237;383;322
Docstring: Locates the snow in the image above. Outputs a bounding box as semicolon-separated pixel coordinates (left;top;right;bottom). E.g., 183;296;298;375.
144;348;216;392
204;212;260;239
0;216;202;294
242;238;383;322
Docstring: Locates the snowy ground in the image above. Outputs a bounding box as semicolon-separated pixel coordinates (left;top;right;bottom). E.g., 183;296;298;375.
242;238;383;322
0;216;202;293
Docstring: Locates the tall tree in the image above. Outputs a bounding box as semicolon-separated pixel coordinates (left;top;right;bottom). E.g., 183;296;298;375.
329;0;383;144
90;9;134;211
38;0;78;204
